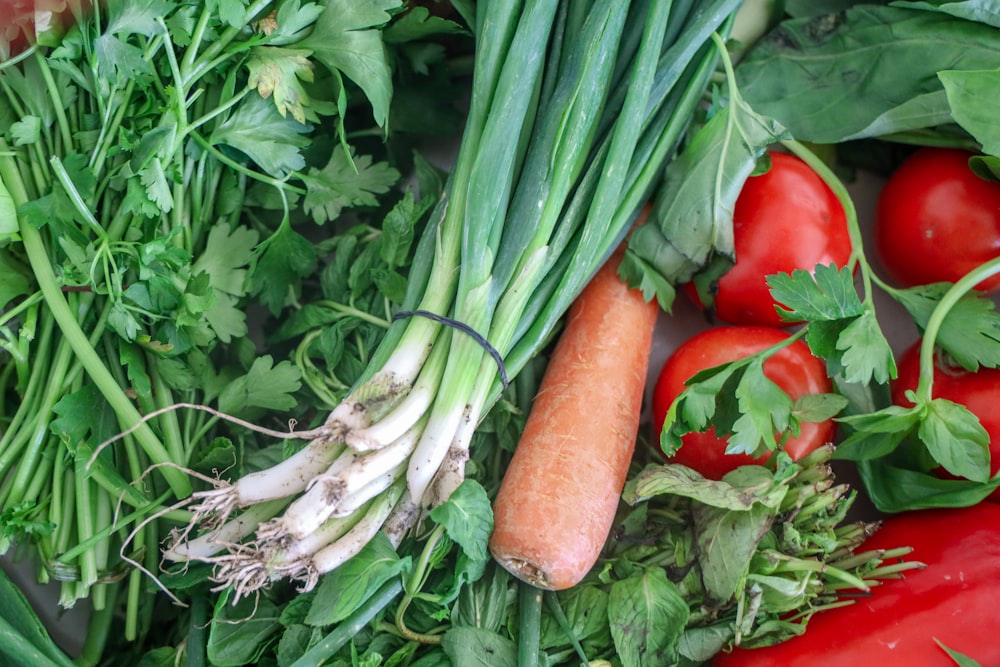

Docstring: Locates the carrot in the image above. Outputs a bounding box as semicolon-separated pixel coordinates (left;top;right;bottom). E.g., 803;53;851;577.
488;234;659;590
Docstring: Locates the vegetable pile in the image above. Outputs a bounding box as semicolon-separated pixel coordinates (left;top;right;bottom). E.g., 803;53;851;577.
3;0;1000;666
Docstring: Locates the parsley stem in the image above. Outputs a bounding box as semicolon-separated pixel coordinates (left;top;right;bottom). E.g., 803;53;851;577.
914;255;1000;402
0;142;192;499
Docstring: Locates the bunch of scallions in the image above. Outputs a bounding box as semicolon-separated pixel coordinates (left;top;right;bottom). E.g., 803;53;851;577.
165;0;746;598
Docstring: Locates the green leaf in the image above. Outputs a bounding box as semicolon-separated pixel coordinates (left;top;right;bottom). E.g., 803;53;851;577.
210;94;311;177
0;180;19;244
791;393;849;424
192;224;259;342
727;358;793;455
836;309;896;384
736;5;1000;142
935;638;986;666
895;0;1000;28
298;0;399;129
0;252;30;309
0;567;76;667
302;148;400;224
384;6;467;43
440;627;516;667
693;499;776;607
539;586;611;654
428;480;493;564
608;568;689;667
207;592;281;667
10;116;40;146
246;46;316;124
645;86;787;271
217;355;302;417
919;398;991;482
767;264;864;322
857;458;1000;512
940;67;1000;156
249;220;318;314
625;463;780;511
892;283;1000;371
305;532;410;626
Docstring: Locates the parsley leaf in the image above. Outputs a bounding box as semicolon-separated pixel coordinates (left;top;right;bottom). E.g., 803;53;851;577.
727;358;792;456
218;355;302;417
249;219;318;314
246;46;316;124
210;94;311;177
297;0;400;129
768;264;863;322
892;282;1000;371
301;147;400;224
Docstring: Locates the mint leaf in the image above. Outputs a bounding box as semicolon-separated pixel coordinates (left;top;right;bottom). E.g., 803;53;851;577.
218;355;302;417
304;532;410;626
428;479;493;564
608;568;689;667
919;398;991;483
302;148;400;224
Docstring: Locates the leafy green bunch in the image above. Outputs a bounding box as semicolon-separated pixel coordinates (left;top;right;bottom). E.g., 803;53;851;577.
0;0;469;653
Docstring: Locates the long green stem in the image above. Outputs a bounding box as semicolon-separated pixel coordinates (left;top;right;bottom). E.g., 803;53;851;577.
913;255;1000;402
0;141;191;498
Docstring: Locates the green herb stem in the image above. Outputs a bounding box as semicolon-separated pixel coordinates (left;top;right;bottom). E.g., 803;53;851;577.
517;582;543;667
1;141;191;498
914;255;1000;402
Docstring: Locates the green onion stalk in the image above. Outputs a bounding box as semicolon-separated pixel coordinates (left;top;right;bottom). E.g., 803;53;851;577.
167;0;747;598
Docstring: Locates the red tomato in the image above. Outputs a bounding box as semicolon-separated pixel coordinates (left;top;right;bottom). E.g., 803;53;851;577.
651;325;835;479
874;147;1000;293
892;339;1000;501
712;504;1000;666
685;152;852;327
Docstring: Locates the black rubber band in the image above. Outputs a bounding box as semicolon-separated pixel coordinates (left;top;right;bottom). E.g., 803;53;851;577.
393;309;509;389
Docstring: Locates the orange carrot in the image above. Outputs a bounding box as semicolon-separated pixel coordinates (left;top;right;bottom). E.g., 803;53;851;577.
488;238;659;590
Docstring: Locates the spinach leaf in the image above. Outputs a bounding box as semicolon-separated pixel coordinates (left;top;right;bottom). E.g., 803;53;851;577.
737;5;1000;142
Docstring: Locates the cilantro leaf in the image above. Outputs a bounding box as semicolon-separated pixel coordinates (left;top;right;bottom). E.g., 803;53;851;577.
218;355;302;417
302;147;400;224
210;94;311;177
919;398;991;483
297;0;399;129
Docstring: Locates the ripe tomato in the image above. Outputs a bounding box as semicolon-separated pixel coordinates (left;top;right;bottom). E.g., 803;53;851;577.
892;339;1000;501
651;325;836;479
685;152;852;327
874;147;1000;293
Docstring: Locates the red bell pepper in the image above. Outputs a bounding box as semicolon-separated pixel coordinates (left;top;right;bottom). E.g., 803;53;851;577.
712;503;1000;666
